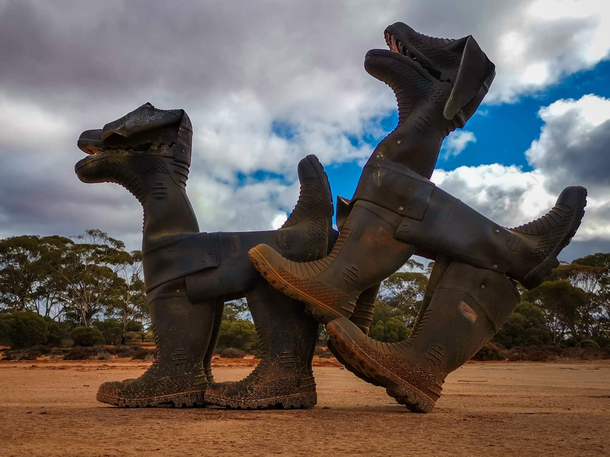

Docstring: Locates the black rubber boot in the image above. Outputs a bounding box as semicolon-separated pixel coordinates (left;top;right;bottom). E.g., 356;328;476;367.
327;260;520;413
332;23;493;332
96;279;213;407
353;155;588;290
196;155;333;409
205;280;319;409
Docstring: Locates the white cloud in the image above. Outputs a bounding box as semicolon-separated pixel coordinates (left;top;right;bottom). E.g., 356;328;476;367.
433;94;610;259
526;94;610;193
441;131;477;158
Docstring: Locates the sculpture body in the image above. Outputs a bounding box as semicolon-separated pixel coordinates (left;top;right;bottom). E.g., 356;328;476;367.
76;104;336;408
249;23;587;412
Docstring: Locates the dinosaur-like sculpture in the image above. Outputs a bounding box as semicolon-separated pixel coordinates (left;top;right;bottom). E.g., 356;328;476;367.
249;22;587;412
76;103;338;408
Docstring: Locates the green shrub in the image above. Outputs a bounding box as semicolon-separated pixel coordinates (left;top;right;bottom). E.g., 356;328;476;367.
126;320;143;332
44;318;69;346
368;317;411;343
93;319;122;345
71;327;104;347
64;346;97;360
217;319;257;350
220;347;246;358
577;339;600;349
493;302;552;349
0;311;49;348
473;342;506;361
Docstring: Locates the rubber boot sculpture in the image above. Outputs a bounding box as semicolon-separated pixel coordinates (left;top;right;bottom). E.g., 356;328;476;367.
249;23;587;410
75;103;335;408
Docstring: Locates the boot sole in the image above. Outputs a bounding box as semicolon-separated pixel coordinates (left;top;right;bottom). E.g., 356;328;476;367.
249;249;345;325
327;321;436;413
521;186;587;290
96;390;206;408
327;339;383;388
205;392;317;410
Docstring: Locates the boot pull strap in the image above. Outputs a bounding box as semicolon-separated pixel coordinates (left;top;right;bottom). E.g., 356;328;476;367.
336;196;352;231
443;36;495;124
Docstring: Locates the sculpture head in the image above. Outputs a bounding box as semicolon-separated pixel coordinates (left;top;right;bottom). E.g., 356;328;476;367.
365;22;494;127
75;103;192;192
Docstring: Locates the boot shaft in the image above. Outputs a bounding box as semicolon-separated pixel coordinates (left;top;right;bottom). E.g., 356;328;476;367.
246;280;319;374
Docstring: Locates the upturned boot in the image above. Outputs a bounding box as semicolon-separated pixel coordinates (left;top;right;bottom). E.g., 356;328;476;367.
326;260;520;413
205;280;319;409
195;155;333;409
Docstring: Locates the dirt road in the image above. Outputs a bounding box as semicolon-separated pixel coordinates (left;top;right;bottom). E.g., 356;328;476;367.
0;360;608;456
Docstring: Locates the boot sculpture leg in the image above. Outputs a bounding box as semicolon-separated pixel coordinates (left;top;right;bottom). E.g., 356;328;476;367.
78;104;215;407
248;23;587;324
205;279;319;408
76;105;334;408
327;260;520;413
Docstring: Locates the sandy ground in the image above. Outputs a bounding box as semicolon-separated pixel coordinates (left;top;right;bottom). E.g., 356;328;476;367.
0;359;608;457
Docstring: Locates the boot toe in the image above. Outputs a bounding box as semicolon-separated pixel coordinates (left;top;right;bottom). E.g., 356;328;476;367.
96;381;125;404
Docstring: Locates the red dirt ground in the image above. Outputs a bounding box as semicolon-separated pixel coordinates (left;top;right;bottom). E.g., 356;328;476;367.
0;359;608;456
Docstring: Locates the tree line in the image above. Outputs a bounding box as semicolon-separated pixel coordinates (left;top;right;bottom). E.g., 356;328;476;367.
1;230;609;355
369;256;610;352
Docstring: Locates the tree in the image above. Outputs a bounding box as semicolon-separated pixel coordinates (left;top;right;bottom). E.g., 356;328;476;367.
378;259;428;328
0;311;49;348
524;280;588;345
105;250;148;344
51;230;132;327
493;301;552;348
0;235;71;315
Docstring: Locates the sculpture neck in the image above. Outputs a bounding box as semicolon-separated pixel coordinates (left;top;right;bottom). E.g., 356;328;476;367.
140;172;199;251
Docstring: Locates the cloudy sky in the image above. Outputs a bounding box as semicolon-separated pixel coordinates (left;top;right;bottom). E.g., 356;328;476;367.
0;0;608;261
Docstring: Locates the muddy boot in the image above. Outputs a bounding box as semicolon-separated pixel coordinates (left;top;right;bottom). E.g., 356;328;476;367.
327;260;520;413
334;195;381;335
247;23;503;323
205;280;319;409
201;155;334;409
96;279;214;407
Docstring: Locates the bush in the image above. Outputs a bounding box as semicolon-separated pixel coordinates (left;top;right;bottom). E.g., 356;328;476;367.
125;331;141;343
473;342;506;361
131;347;155;360
503;345;560;362
71;327;104;347
93;319;122;345
577;339;600;349
64;347;97;360
314;346;334;358
217;319;257;351
0;311;49;348
44;318;69;346
493;302;552;349
368;317;411;343
126;321;143;332
220;347;246;358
